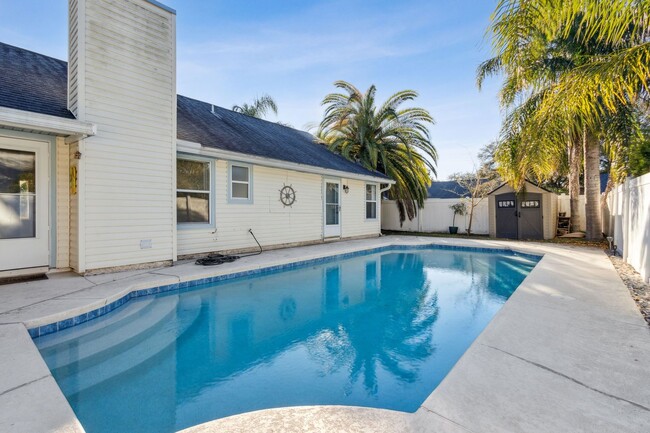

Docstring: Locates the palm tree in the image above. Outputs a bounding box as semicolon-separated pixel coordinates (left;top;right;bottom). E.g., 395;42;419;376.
318;81;437;223
480;0;650;239
529;1;650;239
232;94;278;119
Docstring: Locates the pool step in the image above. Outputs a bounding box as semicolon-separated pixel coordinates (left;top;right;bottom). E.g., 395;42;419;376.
40;295;179;371
35;297;156;351
52;294;202;396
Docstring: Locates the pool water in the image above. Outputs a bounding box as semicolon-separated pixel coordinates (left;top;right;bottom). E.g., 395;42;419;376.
34;247;539;433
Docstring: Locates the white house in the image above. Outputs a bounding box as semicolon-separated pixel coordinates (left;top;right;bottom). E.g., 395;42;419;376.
0;0;392;276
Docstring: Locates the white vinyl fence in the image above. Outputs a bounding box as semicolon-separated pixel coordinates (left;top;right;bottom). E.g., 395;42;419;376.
382;198;489;235
606;172;650;282
382;175;650;283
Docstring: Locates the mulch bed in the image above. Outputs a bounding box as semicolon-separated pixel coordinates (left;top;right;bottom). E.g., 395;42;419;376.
607;251;650;326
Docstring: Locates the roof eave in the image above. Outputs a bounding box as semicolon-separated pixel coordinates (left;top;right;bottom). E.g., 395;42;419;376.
177;139;394;184
487;179;554;196
0;106;96;140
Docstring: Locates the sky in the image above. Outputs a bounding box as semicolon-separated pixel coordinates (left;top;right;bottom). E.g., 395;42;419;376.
0;0;503;179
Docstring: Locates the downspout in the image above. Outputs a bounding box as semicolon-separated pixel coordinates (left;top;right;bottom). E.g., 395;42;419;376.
379;183;392;235
379;183;392;194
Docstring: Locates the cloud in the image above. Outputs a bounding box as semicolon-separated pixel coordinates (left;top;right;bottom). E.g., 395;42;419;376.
171;0;503;176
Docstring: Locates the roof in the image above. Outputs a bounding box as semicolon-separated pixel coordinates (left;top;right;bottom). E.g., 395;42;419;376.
600;172;609;194
0;42;74;119
488;179;554;196
0;42;388;181
177;96;388;179
427;181;469;199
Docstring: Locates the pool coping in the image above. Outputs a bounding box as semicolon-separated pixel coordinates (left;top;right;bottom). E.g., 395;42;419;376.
26;243;542;338
1;235;649;433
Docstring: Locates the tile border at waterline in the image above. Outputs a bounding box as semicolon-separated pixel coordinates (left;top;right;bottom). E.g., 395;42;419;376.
27;243;543;338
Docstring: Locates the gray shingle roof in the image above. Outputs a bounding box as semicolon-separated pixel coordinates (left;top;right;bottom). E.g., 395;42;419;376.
0;42;74;119
177;96;387;179
427;181;469;199
0;42;388;180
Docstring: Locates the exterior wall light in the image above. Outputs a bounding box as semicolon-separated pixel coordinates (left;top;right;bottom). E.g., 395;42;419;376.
343;185;350;193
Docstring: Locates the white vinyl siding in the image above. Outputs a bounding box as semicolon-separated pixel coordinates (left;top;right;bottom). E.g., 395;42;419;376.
69;141;80;271
179;162;321;256
71;0;176;271
55;137;70;268
178;165;382;257
341;180;381;238
67;0;81;116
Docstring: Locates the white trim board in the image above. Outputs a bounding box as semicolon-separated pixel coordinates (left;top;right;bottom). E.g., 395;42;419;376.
177;139;393;185
0;106;96;139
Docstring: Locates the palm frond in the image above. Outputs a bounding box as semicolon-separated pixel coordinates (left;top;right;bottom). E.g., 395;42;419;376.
319;81;437;223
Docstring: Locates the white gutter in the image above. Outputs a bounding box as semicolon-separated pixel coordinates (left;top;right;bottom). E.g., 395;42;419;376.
0;106;96;140
177;139;395;184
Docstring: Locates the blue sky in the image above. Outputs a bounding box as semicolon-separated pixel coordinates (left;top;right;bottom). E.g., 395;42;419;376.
0;0;502;179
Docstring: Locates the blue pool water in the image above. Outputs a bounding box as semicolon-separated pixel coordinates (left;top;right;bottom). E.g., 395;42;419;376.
34;247;539;433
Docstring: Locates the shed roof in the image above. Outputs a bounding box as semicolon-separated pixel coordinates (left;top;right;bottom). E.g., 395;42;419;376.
488;179;554;196
0;42;388;180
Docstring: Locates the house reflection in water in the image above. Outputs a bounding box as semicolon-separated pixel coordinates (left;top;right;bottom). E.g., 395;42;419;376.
36;249;537;433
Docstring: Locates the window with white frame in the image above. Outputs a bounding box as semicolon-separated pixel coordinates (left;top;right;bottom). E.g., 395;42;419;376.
365;184;377;219
177;158;211;224
229;163;252;202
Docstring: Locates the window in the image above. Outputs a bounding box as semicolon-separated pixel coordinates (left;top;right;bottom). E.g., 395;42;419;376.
521;200;540;208
229;163;252;203
0;148;36;239
177;158;211;224
365;184;377;219
498;200;515;208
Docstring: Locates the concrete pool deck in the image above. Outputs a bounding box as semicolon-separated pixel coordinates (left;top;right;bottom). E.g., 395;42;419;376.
1;236;649;432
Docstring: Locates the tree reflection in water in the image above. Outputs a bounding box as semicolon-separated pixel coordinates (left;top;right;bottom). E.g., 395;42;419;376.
39;248;538;433
307;252;440;396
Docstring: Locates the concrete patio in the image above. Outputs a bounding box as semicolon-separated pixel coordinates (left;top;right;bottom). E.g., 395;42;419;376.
1;236;649;433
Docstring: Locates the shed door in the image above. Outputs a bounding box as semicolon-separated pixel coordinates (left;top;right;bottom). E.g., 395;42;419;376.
495;193;518;239
0;137;49;271
518;193;543;240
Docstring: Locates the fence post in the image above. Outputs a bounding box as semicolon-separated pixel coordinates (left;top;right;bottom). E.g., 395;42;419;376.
622;177;631;262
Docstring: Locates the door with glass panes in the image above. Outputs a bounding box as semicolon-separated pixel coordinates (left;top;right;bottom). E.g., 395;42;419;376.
0;136;49;271
323;179;341;237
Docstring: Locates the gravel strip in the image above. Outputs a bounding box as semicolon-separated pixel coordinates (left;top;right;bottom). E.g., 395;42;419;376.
607;251;650;326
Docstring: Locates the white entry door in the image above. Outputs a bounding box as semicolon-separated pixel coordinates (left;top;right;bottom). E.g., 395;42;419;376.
0;136;49;271
324;179;341;237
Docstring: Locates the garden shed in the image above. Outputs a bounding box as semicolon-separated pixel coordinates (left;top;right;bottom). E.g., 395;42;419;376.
488;181;557;240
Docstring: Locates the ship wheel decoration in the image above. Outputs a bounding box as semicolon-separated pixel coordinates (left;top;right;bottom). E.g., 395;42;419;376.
279;185;296;207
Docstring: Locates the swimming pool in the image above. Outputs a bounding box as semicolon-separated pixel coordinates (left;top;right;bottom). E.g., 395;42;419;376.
34;246;539;433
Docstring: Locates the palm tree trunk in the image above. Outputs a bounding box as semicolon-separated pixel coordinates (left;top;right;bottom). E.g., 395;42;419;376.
568;137;581;232
583;130;602;240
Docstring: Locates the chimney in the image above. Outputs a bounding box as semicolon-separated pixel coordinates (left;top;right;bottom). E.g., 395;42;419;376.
66;0;177;272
